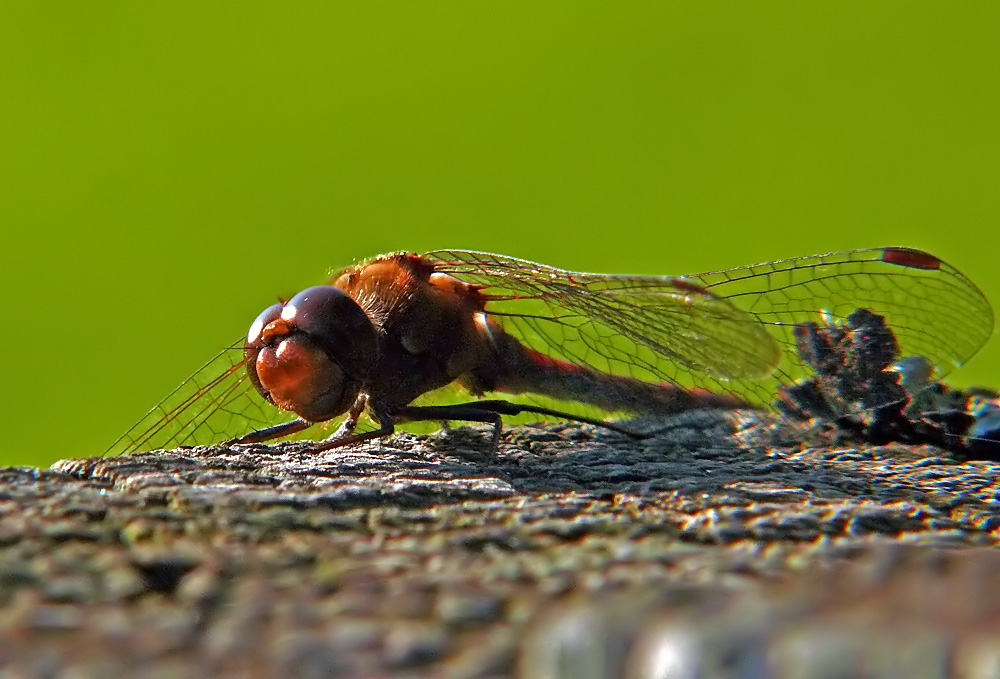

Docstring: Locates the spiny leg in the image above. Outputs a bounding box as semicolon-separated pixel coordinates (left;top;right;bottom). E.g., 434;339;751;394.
311;402;394;452
256;398;645;454
230;418;311;445
306;405;504;453
230;396;371;449
393;399;645;452
310;421;397;452
394;404;505;449
401;399;645;440
323;394;369;442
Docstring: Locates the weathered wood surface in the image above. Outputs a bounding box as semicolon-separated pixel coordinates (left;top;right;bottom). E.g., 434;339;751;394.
3;411;1000;677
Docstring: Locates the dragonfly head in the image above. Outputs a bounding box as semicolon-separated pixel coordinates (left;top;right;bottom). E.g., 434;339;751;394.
244;285;377;422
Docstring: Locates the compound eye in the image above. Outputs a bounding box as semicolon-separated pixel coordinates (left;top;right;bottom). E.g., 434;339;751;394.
280;286;355;340
278;286;378;379
242;286;378;423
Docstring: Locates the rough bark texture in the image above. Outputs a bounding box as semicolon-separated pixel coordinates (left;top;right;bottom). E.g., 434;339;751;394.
3;411;1000;677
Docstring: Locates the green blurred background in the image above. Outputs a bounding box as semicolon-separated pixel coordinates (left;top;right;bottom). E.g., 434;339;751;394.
1;2;997;466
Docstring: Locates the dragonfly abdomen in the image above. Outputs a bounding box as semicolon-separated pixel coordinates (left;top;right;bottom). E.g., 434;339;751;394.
469;327;749;415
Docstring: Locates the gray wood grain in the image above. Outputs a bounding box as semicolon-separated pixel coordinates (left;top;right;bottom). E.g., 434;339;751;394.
3;411;999;677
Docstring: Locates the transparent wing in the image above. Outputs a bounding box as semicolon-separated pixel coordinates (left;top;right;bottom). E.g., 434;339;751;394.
428;251;781;381
425;247;993;410
689;247;993;400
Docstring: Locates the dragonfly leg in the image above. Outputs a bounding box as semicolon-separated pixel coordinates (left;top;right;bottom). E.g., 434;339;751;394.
487;400;645;439
310;404;395;452
323;394;369;441
309;422;397;452
230;418;312;444
393;404;504;449
400;399;644;440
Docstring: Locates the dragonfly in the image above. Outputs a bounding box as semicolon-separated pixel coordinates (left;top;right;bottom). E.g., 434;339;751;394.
107;247;993;454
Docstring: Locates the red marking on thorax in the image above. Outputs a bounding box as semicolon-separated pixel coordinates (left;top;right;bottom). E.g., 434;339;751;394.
427;271;488;312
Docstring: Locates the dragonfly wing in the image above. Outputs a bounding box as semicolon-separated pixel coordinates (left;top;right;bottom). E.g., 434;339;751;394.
689;247;993;382
426;248;993;411
426;250;783;382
